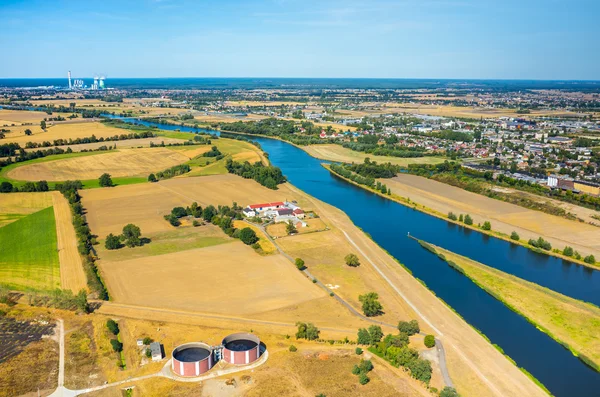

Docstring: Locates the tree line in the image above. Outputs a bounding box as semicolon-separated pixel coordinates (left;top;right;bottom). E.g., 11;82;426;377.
225;158;286;189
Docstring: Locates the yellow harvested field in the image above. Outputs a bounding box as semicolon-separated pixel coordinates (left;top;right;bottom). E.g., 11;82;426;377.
233;220;277;254
1;121;135;144
51;192;87;292
21;137;186;154
303;144;447;166
266;218;328;238
0;191;53;227
7;148;189;181
386;174;600;258
99;242;325;315
430;243;600;369
0;109;50;125
81;174;293;238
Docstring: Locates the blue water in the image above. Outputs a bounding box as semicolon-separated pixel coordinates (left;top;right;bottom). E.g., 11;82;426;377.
2;77;600;91
107;116;600;396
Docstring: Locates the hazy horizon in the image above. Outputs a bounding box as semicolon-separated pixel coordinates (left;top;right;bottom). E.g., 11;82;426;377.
1;0;598;80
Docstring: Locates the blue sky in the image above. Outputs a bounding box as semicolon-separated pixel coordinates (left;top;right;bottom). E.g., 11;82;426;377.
1;0;598;79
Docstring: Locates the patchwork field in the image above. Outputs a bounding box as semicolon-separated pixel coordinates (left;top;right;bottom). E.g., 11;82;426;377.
0;206;60;290
0;191;53;227
20;136;186;154
302;144;448;166
81;174;292;238
6;148;189;181
1;121;136;145
385;174;600;258
99;242;325;315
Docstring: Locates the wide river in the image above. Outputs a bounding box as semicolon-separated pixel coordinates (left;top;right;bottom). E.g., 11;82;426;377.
114;117;600;396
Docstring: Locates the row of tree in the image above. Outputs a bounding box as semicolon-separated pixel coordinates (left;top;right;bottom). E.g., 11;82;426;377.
225;158;286;189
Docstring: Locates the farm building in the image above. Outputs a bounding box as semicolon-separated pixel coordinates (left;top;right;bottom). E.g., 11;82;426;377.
150;341;163;361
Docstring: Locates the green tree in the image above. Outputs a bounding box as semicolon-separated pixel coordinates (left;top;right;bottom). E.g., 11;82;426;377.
345;253;360;267
447;212;457;221
359;359;374;373
99;173;113;187
563;246;574;257
584;255;596;264
458;214;463;222
289;345;297;352
482;221;491;231
407;358;432;383
202;205;217;222
357;328;371;345
40;120;47;130
296;322;320;340
148;173;157;182
368;325;383;344
398;319;420;336
0;181;13;193
110;339;123;352
239;227;259;245
106;319;119;335
295;258;305;271
286;220;298;235
463;214;473;225
105;233;121;250
355;347;363;355
510;231;520;241
440;387;460;397
358;373;370;385
143;337;153;345
359;292;383;317
24;128;32;135
171;207;187;218
424;335;435;348
122;223;142;247
145;348;152;358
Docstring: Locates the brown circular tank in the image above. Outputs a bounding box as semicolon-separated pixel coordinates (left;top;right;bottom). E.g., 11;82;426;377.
221;332;261;365
172;342;214;377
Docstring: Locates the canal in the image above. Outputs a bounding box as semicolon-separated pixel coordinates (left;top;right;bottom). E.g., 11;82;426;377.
114;116;600;396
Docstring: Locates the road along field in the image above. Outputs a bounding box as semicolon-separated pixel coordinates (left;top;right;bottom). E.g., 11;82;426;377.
6;147;189;181
0;205;60;291
281;183;548;397
0;120;130;145
384;174;600;259
302;144;448;166
421;242;600;372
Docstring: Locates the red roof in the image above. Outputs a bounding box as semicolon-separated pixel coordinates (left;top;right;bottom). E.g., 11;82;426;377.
248;202;284;209
293;208;304;214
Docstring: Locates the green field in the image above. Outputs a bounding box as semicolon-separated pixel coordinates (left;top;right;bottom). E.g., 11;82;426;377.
0;207;60;291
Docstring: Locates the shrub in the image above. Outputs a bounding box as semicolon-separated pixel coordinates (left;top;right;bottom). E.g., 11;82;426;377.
563;246;574;257
482;221;491;231
351;364;361;375
424;335;435;348
289;345;297;352
447;212;457;221
106;319;119;335
584;255;596;264
143;337;153;345
463;214;473;225
110;339;123;352
359;359;373;373
192;220;201;227
358;373;370;385
147;173;157;182
345;253;360;267
510;231;520;241
295;258;306;270
239;227;259;245
145;348;152;358
105;233;121;250
398;319;420;336
440;387;460;397
355;347;363;355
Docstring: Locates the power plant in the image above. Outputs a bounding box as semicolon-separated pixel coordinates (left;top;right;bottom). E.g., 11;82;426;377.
67;70;107;90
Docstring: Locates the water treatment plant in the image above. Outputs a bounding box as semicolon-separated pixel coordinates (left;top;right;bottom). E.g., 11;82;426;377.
171;333;263;378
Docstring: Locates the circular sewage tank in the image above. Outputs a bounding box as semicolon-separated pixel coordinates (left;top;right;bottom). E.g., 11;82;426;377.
172;342;214;377
222;333;261;365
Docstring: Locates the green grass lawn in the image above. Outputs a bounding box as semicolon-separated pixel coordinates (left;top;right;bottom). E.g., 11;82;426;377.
0;206;60;291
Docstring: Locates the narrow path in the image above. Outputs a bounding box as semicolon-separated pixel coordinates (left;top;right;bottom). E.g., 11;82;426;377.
249;219;454;387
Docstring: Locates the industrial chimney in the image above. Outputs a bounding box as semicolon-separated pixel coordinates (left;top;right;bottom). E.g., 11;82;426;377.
68;71;72;90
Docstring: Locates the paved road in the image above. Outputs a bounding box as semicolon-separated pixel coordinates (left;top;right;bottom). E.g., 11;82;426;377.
248;219;454;388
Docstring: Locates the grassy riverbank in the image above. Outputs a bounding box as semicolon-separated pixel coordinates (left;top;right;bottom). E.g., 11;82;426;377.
418;240;600;372
323;163;600;270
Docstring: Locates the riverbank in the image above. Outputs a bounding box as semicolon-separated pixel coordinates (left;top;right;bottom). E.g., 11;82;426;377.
323;164;600;271
417;240;600;372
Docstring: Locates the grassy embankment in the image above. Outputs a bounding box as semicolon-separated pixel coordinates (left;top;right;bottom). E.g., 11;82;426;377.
323;164;599;269
0;206;60;291
418;240;600;372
